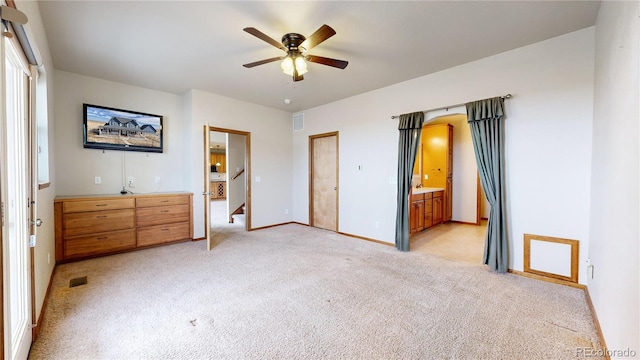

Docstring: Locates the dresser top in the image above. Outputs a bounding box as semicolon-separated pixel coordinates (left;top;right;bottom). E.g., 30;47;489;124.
54;191;192;202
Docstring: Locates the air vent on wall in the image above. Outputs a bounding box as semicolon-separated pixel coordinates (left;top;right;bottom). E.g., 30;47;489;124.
293;113;304;131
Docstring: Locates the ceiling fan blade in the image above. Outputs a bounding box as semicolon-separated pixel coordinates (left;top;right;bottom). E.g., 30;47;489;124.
243;56;283;68
243;27;287;51
306;55;348;69
299;24;336;51
293;73;304;82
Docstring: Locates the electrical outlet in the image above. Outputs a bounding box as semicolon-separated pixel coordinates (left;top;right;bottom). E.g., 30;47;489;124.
375;221;379;229
285;209;289;214
128;177;135;188
94;176;101;184
155;176;161;184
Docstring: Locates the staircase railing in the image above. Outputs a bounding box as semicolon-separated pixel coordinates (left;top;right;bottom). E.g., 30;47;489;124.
231;168;245;180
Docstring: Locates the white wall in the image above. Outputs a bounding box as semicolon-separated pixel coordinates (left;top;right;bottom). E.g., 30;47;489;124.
589;0;639;355
14;0;57;325
188;89;292;236
54;70;188;195
293;28;595;283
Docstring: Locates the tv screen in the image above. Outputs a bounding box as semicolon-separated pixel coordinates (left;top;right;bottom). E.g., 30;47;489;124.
83;103;163;153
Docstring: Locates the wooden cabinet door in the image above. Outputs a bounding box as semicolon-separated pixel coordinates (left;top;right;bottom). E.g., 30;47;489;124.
433;196;443;225
445;177;453;222
211;153;226;172
447;125;453;177
415;200;425;232
410;202;417;234
410;200;425;234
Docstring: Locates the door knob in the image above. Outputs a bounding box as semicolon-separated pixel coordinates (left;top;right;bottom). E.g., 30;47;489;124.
202;191;210;196
31;218;43;227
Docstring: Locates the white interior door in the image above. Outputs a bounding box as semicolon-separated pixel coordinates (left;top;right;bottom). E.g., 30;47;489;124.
2;35;33;360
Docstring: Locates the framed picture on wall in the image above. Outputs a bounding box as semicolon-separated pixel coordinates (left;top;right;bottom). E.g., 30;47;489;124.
83;103;163;153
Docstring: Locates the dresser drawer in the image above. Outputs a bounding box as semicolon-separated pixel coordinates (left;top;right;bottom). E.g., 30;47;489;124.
410;193;424;202
433;191;444;198
64;229;136;258
63;198;135;213
137;222;190;246
136;195;189;208
63;209;135;236
136;204;190;227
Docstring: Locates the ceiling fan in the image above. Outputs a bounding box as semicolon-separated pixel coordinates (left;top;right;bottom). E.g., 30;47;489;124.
242;24;348;82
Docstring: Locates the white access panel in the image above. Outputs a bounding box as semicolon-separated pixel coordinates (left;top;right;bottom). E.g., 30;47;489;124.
529;239;572;277
524;234;579;283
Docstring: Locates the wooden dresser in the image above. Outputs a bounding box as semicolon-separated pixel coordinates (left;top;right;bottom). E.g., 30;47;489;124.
54;192;193;263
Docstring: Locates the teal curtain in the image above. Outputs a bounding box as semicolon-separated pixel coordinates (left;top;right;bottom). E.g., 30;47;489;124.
395;112;424;251
466;97;508;272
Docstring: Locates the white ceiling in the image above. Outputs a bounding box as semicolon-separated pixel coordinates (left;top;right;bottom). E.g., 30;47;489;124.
37;1;600;112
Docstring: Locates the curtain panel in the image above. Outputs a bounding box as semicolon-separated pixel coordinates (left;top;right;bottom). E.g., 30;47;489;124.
466;97;508;272
395;111;424;251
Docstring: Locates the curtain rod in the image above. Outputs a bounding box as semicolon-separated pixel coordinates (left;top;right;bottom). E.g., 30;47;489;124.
391;94;512;119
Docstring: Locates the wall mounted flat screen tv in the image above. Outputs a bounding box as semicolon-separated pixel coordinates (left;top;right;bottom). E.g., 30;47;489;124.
83;103;163;153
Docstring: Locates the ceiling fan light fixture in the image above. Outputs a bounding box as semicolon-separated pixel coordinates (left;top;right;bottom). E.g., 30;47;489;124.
281;56;294;76
295;56;308;75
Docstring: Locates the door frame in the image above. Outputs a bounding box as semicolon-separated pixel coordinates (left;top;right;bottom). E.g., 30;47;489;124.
203;126;251;250
308;131;339;230
202;126;212;249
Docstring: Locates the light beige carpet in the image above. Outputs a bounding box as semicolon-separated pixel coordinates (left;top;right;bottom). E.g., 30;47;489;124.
29;224;601;359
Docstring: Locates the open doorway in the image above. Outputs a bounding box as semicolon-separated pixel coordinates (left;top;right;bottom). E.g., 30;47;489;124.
204;126;250;249
411;112;487;264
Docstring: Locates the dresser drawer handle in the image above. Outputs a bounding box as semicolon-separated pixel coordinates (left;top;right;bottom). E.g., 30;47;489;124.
160;210;169;213
96;215;108;219
95;204;108;207
160;200;169;203
161;228;169;231
96;236;107;240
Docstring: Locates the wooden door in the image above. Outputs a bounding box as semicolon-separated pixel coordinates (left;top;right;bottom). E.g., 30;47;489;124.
310;132;338;231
